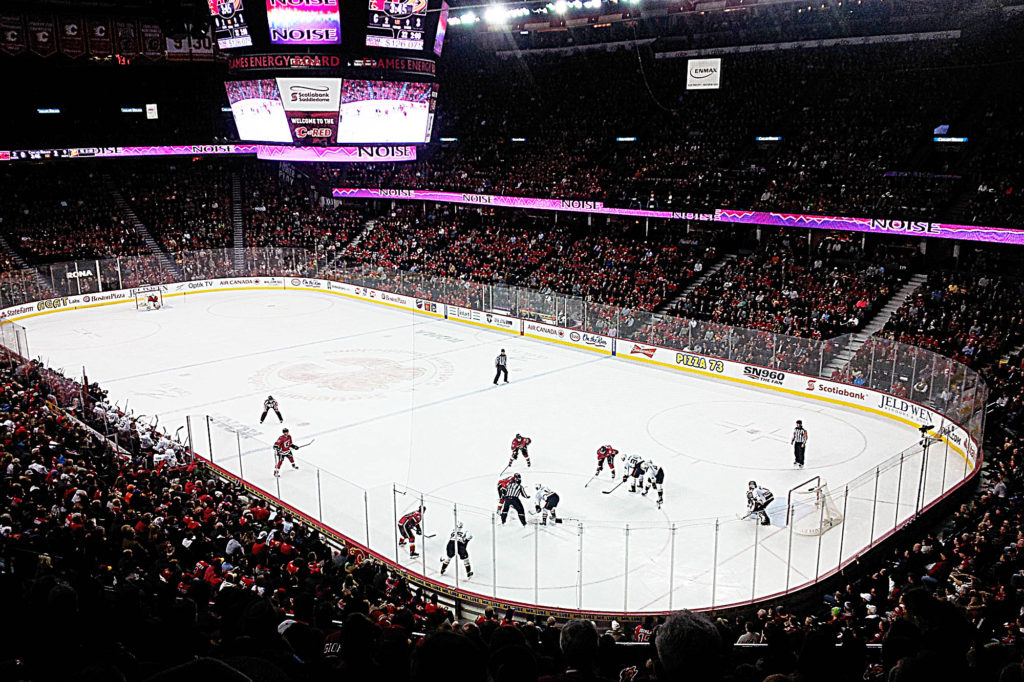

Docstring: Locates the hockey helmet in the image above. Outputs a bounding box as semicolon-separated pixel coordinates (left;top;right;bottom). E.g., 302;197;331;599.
268;395;274;400
513;473;521;481
516;433;521;438
457;522;463;531
535;483;542;491
748;480;757;489
282;428;289;434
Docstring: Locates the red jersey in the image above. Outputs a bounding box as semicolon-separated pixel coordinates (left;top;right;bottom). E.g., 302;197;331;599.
274;434;294;452
634;625;653;642
511;436;531;450
597;445;618;461
498;476;514;494
399;511;422;527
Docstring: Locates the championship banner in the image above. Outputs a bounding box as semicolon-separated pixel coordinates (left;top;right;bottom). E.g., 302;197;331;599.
114;19;140;57
0;14;27;56
86;17;112;57
277;77;341;145
27;15;57;58
140;22;164;59
58;17;85;59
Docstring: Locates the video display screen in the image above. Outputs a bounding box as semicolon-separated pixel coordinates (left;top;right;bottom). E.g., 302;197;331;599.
433;2;448;56
337;80;435;143
266;0;342;45
366;0;428;50
209;0;253;48
224;80;293;143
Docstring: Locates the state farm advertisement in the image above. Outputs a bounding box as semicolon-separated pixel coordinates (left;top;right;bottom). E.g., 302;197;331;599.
276;77;340;145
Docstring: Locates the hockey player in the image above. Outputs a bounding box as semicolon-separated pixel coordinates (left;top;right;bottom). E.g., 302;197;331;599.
497;474;515;513
500;472;529;526
146;294;161;310
398;506;424;558
440;522;473;578
261;395;283;424
746;481;774;526
624;454;644;492
642;460;665;508
596;445;618;479
534;484;561;525
509;433;532;468
273;428;301;477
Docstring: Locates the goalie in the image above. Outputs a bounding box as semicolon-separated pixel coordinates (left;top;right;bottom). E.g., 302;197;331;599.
744;481;774;526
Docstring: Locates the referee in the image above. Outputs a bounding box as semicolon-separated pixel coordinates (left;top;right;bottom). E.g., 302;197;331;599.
500;473;528;526
791;419;808;468
493;348;508;385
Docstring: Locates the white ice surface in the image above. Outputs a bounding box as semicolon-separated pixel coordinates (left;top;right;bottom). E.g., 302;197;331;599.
21;290;970;611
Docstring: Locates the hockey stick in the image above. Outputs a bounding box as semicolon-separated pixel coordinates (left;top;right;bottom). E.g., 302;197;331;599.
584;475;599;488
602;479;627;495
499;462;512;476
423;533;437;539
736;509;754;521
295;439;315;448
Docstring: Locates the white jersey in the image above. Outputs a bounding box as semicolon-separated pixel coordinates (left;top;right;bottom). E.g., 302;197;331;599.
624;455;643;475
139;432;155;449
535;487;555;507
449;528;472;544
747;486;774;506
644;462;662;480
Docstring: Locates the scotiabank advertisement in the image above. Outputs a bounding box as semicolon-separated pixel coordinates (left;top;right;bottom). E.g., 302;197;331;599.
266;0;342;45
276;77;341;144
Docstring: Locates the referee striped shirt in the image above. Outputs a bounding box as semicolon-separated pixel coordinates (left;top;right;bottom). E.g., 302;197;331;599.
496;353;507;367
503;481;527;498
792;426;808;444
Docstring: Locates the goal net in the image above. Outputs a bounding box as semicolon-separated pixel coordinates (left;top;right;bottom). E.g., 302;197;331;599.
133;287;165;311
786;476;844;536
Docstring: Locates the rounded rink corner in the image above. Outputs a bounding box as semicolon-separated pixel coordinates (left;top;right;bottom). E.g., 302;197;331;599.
3;275;984;615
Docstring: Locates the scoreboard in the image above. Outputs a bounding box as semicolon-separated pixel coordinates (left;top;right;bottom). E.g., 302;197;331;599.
366;0;428;51
215;0;448;148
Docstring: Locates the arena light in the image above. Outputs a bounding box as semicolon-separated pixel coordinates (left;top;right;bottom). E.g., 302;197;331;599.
934;136;967;143
755;135;782;141
439;137;459;142
484;5;508;24
511;137;527;142
552;0;568;14
36;108;61;115
120;107;144;114
616;136;637;142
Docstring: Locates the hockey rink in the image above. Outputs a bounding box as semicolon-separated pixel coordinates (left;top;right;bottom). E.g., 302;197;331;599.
21;289;974;612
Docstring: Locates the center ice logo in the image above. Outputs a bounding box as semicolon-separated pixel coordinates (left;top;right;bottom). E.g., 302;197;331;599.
250;349;454;402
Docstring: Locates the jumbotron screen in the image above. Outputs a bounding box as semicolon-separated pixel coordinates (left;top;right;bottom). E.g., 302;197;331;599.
366;0;428;51
225;78;438;144
225;80;293;143
337;80;436;143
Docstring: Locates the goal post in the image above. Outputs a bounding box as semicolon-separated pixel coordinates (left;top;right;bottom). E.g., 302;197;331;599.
132;286;165;311
786;475;844;536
